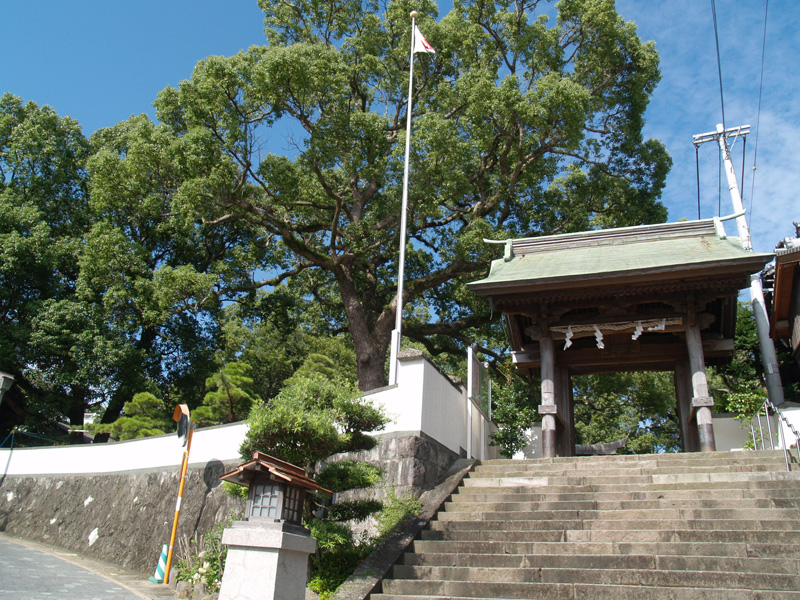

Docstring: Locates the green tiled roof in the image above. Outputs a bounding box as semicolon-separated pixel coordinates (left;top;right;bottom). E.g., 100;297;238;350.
469;219;773;293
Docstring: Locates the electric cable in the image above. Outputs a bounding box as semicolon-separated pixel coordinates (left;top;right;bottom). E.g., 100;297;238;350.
750;0;769;222
710;0;727;130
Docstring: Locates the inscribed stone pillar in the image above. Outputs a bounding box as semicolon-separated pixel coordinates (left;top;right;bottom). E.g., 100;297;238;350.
539;335;557;458
685;324;716;452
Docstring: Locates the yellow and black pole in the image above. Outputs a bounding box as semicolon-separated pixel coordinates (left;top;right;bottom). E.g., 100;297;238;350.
164;404;194;584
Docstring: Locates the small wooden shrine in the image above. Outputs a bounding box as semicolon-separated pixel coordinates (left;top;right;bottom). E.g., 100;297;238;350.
468;219;773;457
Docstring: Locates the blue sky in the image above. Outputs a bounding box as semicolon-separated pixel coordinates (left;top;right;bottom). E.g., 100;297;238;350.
2;0;797;253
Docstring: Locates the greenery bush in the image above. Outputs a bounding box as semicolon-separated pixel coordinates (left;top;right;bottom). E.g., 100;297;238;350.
176;509;241;594
307;490;423;599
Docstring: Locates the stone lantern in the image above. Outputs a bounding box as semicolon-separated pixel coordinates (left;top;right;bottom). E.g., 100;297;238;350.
217;452;332;600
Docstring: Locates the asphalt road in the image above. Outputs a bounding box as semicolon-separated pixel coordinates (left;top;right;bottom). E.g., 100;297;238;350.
0;536;173;600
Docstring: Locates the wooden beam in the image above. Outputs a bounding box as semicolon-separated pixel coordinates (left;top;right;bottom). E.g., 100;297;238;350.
511;336;734;374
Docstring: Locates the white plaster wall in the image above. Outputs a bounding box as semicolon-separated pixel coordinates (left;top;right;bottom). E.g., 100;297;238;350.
367;363;424;434
1;353;501;476
513;424;543;460
0;422;247;476
419;358;468;456
712;414;751;451
366;354;496;459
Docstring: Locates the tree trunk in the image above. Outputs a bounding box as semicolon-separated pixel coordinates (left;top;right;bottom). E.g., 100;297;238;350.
337;270;393;391
67;390;87;445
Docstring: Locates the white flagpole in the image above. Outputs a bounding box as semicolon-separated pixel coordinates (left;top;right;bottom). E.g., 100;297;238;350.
389;10;420;386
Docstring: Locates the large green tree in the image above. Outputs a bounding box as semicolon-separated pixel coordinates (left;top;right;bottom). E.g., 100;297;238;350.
153;0;670;390
0;93;95;438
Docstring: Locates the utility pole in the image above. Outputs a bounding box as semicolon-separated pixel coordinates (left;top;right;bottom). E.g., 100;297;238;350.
693;124;785;405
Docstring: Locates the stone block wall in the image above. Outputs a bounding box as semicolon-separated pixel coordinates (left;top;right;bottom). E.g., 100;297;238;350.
0;433;459;575
0;460;245;574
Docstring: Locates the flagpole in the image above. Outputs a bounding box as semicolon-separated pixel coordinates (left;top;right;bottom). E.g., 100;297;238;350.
389;10;419;386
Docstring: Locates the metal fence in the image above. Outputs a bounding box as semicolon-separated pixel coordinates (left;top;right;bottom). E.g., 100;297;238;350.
750;398;800;472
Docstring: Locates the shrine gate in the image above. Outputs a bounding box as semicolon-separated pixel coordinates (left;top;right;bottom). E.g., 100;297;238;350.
468;219;773;457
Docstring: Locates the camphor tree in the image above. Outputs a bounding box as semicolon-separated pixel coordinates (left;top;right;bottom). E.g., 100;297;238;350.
0;93;99;439
153;0;670;391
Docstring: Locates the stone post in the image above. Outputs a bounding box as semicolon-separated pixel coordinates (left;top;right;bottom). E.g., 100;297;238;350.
218;521;316;600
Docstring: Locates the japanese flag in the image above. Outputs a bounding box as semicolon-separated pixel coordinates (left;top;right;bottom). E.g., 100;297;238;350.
413;24;435;54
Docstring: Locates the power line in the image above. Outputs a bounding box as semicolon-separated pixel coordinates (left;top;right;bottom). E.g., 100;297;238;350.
710;0;727;130
749;0;769;223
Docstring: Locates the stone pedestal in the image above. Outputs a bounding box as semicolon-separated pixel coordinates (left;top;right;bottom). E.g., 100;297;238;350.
218;521;316;600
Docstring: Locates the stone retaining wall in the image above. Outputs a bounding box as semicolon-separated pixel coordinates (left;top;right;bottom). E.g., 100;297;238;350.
0;460;244;574
0;433;458;576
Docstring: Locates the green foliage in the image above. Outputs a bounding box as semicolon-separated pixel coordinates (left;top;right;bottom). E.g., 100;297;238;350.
573;372;681;454
222;481;249;500
307;519;368;599
176;510;240;594
307;490;423;598
316;460;383;493
240;372;388;466
713;303;766;412
153;0;670;389
326;499;384;522
89;392;173;440
374;489;423;541
193;362;258;426
490;363;540;458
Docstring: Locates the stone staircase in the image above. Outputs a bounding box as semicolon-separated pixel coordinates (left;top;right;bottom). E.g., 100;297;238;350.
371;450;800;599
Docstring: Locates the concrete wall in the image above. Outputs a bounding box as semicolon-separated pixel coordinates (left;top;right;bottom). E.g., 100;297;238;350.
367;349;499;460
0;422;247;476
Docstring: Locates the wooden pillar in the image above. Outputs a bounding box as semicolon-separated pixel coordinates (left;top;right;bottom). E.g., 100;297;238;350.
539;335;557;458
674;359;700;452
685;324;716;452
555;366;575;457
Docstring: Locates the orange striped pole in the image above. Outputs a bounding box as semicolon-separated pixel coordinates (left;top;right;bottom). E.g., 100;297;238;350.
164;405;194;584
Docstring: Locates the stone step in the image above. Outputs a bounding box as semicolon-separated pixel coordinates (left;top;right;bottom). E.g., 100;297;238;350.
378;577;800;599
379;579;575;599
373;452;800;599
374;592;800;600
565;528;800;544
421;526;800;543
461;470;800;489
390;564;800;591
448;486;800;503
444;497;800;512
469;462;786;478
402;551;800;574
427;518;796;534
411;539;800;558
457;474;800;494
434;507;800;522
476;450;787;468
473;453;786;468
569;585;800;600
418;526;800;544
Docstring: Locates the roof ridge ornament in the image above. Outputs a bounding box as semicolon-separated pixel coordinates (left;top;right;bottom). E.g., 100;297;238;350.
483;238;514;262
713;209;746;239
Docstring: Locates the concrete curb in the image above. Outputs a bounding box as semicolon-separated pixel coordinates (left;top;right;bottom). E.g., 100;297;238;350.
331;458;476;600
